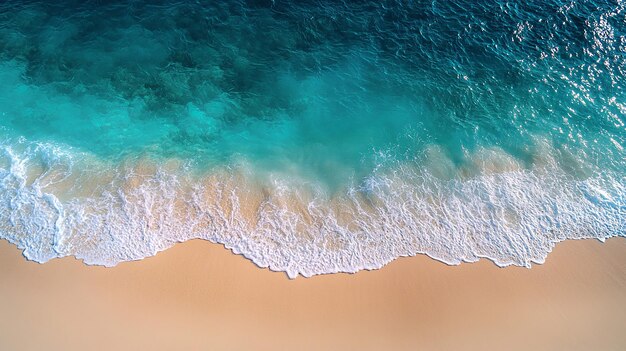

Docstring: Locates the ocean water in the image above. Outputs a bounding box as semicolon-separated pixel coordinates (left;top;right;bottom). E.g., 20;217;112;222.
0;0;624;278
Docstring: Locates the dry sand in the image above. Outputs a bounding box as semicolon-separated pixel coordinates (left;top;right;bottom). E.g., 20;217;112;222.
0;237;624;351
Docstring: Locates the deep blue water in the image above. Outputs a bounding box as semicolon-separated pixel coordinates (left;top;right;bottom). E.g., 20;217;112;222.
0;0;624;277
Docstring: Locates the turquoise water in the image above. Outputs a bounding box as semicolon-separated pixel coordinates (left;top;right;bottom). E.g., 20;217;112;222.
0;0;624;277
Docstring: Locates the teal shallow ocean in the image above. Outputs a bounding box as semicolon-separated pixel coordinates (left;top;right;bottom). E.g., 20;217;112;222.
0;0;624;277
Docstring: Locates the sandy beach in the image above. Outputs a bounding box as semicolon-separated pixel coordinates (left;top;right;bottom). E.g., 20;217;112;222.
0;237;624;351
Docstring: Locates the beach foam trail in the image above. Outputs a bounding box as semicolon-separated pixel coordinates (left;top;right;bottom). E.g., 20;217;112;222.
1;137;623;278
0;0;624;277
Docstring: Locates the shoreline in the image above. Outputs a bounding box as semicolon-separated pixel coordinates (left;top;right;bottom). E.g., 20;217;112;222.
6;233;623;278
5;138;624;277
1;236;625;350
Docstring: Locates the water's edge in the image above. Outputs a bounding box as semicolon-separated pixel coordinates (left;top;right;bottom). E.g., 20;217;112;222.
2;235;622;280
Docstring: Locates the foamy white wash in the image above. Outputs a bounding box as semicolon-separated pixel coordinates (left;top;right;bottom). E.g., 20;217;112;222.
0;138;624;278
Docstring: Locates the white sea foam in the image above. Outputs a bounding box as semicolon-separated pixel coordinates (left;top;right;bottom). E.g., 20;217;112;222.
0;138;624;278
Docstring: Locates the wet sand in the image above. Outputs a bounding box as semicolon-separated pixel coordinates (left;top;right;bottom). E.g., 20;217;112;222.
0;237;624;351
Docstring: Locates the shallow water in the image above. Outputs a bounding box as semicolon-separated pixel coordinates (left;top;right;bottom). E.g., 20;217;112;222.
0;0;624;277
